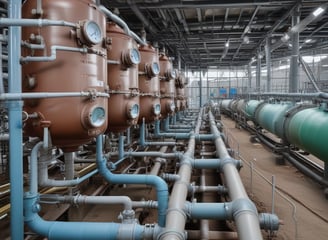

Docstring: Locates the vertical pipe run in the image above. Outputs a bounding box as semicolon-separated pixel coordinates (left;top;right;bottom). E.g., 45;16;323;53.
265;37;272;92
199;70;202;107
289;7;300;93
256;51;261;92
248;62;252;94
159;108;203;240
8;0;23;239
208;112;263;240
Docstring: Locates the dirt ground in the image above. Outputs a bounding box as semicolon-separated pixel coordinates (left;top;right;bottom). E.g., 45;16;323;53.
221;116;328;240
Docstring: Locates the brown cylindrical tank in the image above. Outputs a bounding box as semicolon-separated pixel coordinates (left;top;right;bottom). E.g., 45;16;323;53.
22;0;108;152
137;44;161;124
159;52;176;118
174;71;185;112
106;22;140;132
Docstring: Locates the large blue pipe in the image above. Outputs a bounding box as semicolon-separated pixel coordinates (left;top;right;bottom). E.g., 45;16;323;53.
24;193;149;240
96;135;168;227
8;0;23;239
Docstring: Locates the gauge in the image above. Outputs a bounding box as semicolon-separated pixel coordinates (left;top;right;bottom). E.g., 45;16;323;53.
130;48;141;65
82;20;103;45
146;62;160;77
127;103;140;119
153;103;161;115
165;69;176;80
89;106;106;127
122;48;141;67
151;62;160;75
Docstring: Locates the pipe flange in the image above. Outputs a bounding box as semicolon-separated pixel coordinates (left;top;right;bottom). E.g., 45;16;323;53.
231;198;258;219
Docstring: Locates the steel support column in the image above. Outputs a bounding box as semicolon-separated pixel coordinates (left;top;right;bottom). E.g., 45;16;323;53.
289;7;300;93
256;51;261;92
265;37;272;92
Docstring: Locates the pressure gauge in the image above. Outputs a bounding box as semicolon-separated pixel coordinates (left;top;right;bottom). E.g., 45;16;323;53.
89;106;106;127
153;103;161;115
127;102;140;119
146;62;160;77
151;62;160;75
82;20;103;45
130;48;141;65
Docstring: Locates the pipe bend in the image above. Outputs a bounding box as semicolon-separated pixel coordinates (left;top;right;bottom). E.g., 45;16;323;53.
231;198;258;219
219;157;242;172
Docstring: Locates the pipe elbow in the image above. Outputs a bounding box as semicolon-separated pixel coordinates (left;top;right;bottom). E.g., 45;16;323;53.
231;198;258;220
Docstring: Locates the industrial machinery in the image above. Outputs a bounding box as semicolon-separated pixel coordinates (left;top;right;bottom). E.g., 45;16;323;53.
220;97;328;196
0;1;280;239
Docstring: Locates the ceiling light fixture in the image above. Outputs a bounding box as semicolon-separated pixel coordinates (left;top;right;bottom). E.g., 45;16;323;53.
312;6;325;17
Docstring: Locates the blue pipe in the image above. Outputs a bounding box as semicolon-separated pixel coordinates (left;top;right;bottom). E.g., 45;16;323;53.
8;0;23;239
154;120;214;140
139;119;176;146
163;118;191;133
24;193;149;240
96;135;168;227
192;158;241;170
185;202;232;220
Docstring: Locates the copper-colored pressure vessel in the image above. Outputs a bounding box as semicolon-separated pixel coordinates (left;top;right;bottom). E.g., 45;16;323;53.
106;22;140;132
137;44;161;124
159;53;176;118
22;0;108;152
175;72;184;112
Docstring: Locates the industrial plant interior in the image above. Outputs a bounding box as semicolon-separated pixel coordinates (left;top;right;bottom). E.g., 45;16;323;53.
1;0;328;239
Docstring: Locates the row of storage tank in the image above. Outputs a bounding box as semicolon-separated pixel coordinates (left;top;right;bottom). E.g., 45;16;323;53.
220;98;328;165
21;0;188;152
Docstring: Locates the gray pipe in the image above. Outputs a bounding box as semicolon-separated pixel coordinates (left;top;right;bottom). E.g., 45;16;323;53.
99;5;146;46
158;108;203;240
0;18;76;28
0;91;109;100
208;111;263;240
21;45;89;62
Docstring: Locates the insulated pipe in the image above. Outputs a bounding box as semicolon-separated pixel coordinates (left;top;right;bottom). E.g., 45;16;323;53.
159;108;203;240
34;144;98;187
0;91;109;100
99;5;146;46
8;0;23;238
208;111;263;240
26;143;161;239
0;18;76;28
96;135;168;227
41;194;133;211
139;119;177;146
248;92;328;99
154;119;214;140
24;194;160;240
0;133;9;140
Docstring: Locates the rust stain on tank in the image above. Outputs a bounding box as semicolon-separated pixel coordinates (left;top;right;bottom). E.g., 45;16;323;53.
22;0;108;151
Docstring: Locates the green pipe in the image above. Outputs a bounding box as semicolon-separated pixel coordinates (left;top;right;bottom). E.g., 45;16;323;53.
286;106;328;163
255;102;293;138
244;100;261;120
